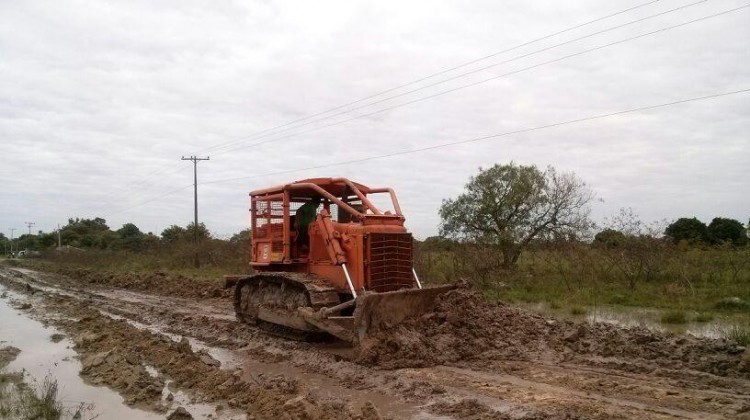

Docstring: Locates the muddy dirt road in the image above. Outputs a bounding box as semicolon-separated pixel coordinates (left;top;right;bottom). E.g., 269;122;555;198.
1;265;749;419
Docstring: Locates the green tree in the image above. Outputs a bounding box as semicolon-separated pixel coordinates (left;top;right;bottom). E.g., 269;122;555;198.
160;225;186;243
0;233;9;254
15;233;38;251
37;232;57;249
419;236;458;252
664;217;708;244
185;222;210;241
116;223;145;250
439;163;593;268
593;229;627;248
61;217;113;248
229;229;251;244
707;217;747;246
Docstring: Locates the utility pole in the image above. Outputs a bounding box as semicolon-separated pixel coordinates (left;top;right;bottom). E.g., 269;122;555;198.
9;228;16;256
57;224;62;248
181;156;210;242
25;221;35;236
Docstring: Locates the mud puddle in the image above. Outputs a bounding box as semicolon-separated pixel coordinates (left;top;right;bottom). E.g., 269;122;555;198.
0;285;160;420
520;301;749;340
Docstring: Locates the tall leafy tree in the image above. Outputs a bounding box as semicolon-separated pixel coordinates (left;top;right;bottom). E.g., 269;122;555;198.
664;217;708;244
593;229;628;248
116;223;146;250
707;217;747;246
0;233;9;254
60;217;114;248
161;225;187;243
440;163;593;267
185;222;211;241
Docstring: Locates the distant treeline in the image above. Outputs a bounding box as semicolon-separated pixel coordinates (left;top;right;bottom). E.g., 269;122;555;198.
0;217;250;253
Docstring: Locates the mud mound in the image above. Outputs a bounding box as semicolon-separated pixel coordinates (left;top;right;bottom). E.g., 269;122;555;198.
0;346;21;367
39;265;230;299
358;287;750;379
429;399;570;420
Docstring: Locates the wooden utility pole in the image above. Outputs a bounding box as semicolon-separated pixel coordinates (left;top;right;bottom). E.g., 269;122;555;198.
24;221;35;236
181;156;209;268
8;228;16;256
181;156;210;242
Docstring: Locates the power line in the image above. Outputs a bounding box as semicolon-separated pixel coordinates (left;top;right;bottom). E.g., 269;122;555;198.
200;0;664;154
93;0;701;204
94;4;750;216
215;2;746;156
100;87;750;216
201;87;750;185
102;185;192;217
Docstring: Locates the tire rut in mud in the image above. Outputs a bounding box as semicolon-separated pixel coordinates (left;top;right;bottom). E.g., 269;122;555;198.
0;271;384;420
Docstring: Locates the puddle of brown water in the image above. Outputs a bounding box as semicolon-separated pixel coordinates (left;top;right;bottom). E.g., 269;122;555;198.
0;286;161;420
0;283;251;420
519;302;749;340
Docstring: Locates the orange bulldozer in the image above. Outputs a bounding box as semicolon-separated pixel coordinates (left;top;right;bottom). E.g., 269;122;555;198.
225;177;453;345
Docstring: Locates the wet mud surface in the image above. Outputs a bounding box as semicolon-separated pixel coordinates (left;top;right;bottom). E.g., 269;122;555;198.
1;264;749;419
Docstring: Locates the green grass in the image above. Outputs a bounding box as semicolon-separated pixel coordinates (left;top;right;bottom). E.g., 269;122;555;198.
570;306;587;316
416;246;750;315
29;239;250;280
695;313;714;323
714;297;748;311
0;372;92;420
725;325;750;346
660;310;688;324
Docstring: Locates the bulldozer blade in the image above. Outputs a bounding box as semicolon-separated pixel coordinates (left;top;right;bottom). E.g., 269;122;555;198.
351;284;455;344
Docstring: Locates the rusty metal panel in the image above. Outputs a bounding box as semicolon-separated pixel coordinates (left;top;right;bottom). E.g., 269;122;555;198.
366;233;414;292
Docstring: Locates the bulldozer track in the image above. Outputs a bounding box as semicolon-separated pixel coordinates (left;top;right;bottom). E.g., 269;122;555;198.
256;319;329;342
233;273;341;338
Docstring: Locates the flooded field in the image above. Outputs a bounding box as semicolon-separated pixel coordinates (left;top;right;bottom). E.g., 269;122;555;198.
520;301;750;340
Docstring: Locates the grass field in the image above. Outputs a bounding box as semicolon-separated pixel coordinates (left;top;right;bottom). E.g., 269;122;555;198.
415;244;750;312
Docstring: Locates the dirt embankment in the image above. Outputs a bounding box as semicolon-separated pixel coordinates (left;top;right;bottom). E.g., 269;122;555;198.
358;286;750;379
0;346;21;366
26;262;230;299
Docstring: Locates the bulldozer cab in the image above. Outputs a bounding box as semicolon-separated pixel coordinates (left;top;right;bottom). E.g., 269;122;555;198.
249;178;406;266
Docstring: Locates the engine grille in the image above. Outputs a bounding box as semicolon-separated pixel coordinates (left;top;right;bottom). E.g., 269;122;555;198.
366;233;414;292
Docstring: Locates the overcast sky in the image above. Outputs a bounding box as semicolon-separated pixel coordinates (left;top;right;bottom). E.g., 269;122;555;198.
1;0;748;239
